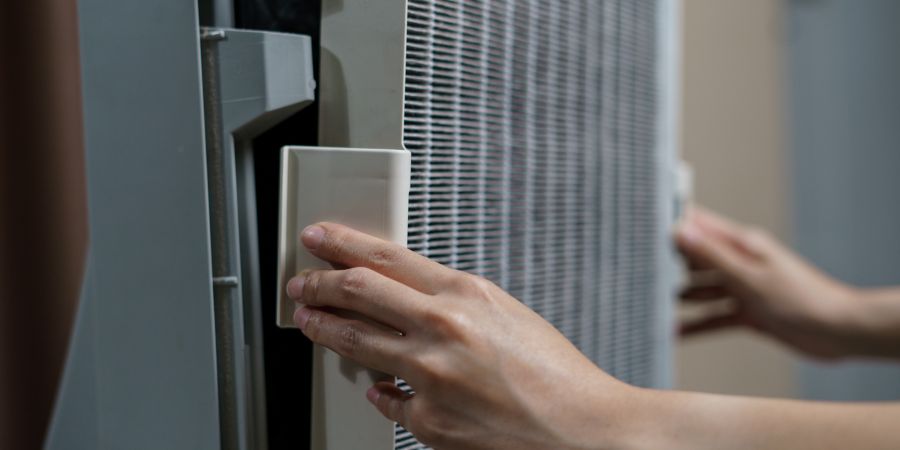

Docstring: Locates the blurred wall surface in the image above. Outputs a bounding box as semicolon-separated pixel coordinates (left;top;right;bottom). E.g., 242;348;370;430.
676;0;798;397
787;0;900;401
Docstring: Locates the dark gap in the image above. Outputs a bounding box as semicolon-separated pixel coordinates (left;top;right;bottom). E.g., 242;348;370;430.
235;1;321;449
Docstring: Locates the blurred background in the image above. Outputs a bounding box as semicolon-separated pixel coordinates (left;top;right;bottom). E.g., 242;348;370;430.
3;0;900;447
676;0;900;400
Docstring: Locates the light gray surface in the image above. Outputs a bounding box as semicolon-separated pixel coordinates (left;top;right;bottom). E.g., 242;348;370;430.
45;259;100;449
318;4;410;446
319;0;407;149
787;0;900;401
48;0;221;448
654;0;682;390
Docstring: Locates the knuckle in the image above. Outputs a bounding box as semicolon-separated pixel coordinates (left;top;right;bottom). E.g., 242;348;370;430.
367;245;403;267
335;323;365;356
742;226;771;245
467;273;492;289
339;267;372;296
410;352;465;391
304;271;322;304
302;310;324;341
421;308;450;329
449;273;494;298
739;227;776;256
422;308;470;340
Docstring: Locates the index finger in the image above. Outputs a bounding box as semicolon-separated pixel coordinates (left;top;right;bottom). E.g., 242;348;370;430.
690;207;779;260
300;222;452;295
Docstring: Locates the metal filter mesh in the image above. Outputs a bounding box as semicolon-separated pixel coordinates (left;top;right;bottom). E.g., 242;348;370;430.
399;0;660;447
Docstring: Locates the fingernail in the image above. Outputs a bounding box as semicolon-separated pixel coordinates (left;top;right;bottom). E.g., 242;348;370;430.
366;386;381;404
286;275;306;301
301;225;325;250
294;306;312;329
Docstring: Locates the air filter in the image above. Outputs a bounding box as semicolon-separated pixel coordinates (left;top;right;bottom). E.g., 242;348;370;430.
318;1;679;448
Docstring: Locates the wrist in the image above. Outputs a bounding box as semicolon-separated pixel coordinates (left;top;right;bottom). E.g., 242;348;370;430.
548;376;662;450
607;388;770;450
592;385;673;450
808;282;864;355
836;287;900;358
608;387;740;450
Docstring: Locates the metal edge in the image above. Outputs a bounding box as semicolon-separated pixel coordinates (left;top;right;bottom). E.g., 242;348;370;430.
652;0;683;390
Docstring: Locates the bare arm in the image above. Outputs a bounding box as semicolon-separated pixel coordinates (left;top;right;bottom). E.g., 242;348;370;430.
621;389;900;450
285;221;900;450
840;287;900;358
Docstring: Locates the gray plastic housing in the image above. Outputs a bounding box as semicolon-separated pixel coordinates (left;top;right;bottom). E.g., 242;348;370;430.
48;19;317;450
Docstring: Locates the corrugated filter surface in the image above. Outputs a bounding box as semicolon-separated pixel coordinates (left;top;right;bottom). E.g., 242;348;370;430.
399;1;660;448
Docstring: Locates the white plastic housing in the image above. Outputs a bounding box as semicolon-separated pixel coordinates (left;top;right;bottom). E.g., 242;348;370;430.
277;146;411;327
276;145;410;450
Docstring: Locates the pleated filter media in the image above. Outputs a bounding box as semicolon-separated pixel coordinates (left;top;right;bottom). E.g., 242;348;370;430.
398;0;665;448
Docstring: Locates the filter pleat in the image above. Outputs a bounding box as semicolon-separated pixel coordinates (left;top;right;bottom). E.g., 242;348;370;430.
400;1;659;447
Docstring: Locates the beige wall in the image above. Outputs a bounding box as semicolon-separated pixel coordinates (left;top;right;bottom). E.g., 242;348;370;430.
676;0;798;397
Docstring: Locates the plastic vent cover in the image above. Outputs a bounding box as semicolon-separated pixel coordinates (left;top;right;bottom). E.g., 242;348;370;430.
400;0;661;448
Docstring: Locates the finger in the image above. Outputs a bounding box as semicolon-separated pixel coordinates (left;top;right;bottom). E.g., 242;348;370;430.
683;254;713;271
687;269;725;288
689;206;745;244
676;220;758;285
295;306;409;376
691;207;780;261
680;312;743;337
366;381;413;426
680;286;730;302
287;267;430;332
300;223;452;294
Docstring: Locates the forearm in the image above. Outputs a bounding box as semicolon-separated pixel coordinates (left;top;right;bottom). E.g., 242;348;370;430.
615;388;900;450
835;287;900;359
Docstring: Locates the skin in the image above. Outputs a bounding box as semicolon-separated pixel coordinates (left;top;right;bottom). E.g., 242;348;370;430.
286;209;900;449
679;206;900;359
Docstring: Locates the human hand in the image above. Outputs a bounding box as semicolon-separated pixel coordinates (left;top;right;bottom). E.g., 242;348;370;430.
285;223;642;450
675;206;860;359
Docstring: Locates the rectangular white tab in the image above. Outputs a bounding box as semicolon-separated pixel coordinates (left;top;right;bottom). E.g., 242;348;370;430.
277;146;411;328
276;145;410;450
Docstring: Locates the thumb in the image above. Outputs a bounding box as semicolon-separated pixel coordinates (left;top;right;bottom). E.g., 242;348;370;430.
366;381;413;426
